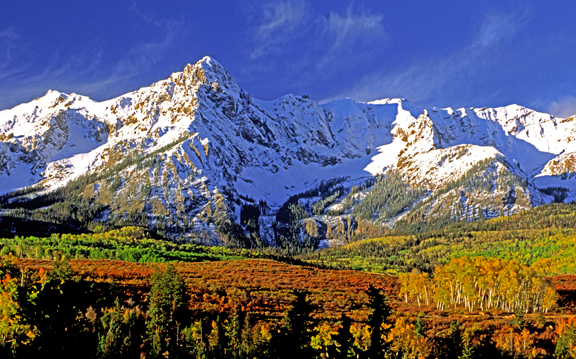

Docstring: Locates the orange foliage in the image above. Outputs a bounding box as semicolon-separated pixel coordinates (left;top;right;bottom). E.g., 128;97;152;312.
13;258;398;321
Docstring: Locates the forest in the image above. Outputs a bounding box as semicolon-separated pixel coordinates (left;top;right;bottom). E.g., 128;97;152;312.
2;204;576;357
299;203;576;274
398;257;557;313
1;249;576;358
0;226;303;265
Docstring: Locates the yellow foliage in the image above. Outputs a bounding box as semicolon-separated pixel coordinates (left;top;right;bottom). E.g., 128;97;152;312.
399;256;557;313
257;322;273;342
494;325;546;359
311;322;339;350
0;255;38;347
350;323;370;352
388;317;429;359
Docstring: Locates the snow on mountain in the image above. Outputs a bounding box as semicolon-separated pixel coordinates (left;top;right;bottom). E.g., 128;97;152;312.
0;56;574;245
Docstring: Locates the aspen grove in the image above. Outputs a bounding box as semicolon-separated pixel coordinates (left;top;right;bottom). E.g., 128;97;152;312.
398;257;558;313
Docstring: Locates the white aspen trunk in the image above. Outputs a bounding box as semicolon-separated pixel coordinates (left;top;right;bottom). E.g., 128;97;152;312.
488;288;495;309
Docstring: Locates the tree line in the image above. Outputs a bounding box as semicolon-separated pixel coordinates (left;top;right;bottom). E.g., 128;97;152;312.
299;203;576;275
0;226;310;267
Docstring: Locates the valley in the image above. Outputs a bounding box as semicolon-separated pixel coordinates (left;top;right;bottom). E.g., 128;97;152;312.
1;205;576;357
3;57;576;358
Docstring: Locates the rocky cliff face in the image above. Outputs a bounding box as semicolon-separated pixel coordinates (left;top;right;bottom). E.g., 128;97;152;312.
1;56;574;245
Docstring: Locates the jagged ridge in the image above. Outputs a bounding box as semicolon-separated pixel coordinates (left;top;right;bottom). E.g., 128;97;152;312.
1;56;575;247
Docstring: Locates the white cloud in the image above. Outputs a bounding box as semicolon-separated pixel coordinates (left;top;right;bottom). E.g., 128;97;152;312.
325;8;530;105
313;6;385;70
547;96;576;118
245;1;386;79
327;6;384;50
113;18;182;76
0;27;24;74
0;13;184;110
250;0;310;59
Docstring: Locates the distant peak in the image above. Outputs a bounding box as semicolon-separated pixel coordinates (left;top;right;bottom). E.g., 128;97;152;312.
35;90;70;105
367;98;407;105
198;55;221;67
177;56;238;92
196;56;229;80
182;56;225;76
43;89;67;99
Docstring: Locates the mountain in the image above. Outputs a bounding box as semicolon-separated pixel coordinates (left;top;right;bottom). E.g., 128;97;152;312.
1;56;575;247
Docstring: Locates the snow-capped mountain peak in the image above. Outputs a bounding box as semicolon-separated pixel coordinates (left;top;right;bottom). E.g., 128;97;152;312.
2;56;576;245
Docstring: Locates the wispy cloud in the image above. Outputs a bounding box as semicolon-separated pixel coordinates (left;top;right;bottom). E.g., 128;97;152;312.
327;6;384;50
315;6;385;69
86;3;185;90
325;8;530;105
250;0;310;59
547;96;576;118
0;27;26;78
112;16;183;79
0;10;185;110
129;2;169;28
245;1;386;80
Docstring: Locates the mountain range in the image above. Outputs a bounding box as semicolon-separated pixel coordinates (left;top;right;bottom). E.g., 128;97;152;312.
1;56;575;248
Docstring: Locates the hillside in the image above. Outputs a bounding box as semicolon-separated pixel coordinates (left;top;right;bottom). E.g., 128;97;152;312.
2;56;576;248
299;203;576;274
0;226;300;264
1;206;576;357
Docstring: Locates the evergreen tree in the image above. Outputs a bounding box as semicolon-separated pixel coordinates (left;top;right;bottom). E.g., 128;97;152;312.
448;321;463;359
459;330;475;359
365;284;392;358
556;321;576;359
334;314;354;359
278;290;315;359
225;307;244;358
97;298;124;358
145;263;188;358
238;313;254;358
207;316;226;358
48;252;72;282
513;307;526;330
415;315;425;338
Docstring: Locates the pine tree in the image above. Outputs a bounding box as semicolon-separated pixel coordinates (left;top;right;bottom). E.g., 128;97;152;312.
415;315;425;338
207;317;226;358
279;290;315;359
459;329;475;359
556;321;576;359
365;284;392;358
145;263;188;358
225;307;245;358
448;321;463;359
97;298;124;358
48;252;72;282
334;314;353;359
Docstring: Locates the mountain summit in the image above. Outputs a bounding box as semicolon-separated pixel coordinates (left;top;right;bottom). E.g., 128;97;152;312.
1;57;574;246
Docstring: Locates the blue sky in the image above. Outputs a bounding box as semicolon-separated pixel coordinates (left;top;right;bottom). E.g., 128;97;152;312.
2;1;576;117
